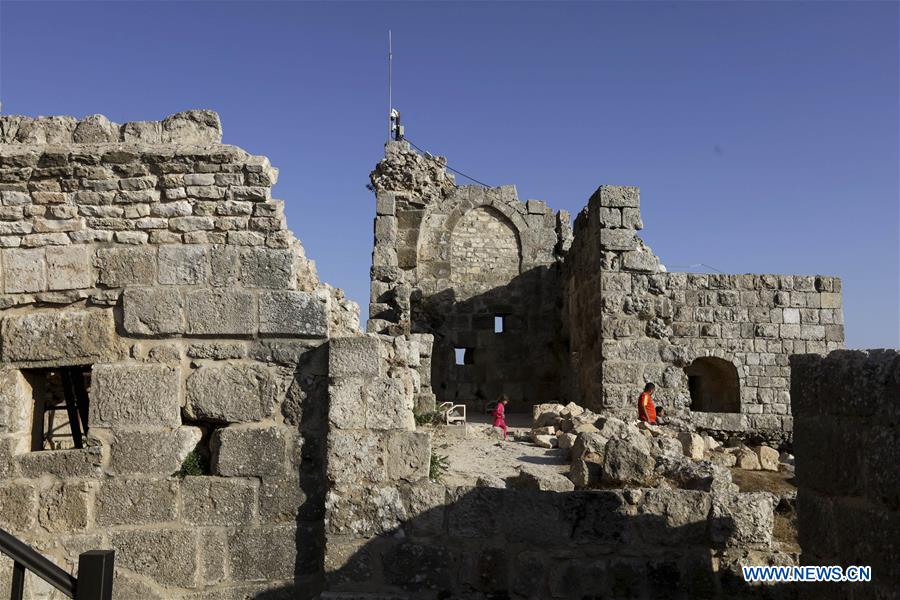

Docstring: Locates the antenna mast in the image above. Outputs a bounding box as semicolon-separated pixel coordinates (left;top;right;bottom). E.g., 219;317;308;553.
388;30;403;141
388;30;392;141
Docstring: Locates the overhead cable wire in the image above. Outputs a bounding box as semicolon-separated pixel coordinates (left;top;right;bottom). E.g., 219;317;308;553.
667;263;727;274
405;138;493;187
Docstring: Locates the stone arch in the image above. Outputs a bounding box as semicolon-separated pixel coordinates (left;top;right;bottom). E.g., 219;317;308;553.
415;186;529;290
684;356;741;413
449;205;521;288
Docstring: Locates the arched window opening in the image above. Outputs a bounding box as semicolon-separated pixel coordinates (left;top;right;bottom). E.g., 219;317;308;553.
684;357;740;413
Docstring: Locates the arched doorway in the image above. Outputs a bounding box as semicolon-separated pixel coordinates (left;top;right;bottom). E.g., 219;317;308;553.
684;357;740;413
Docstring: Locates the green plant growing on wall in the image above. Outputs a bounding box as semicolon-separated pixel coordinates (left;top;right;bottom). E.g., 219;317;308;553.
174;449;210;478
414;411;442;426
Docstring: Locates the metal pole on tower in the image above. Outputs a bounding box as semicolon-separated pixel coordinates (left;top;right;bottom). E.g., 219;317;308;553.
388;30;392;141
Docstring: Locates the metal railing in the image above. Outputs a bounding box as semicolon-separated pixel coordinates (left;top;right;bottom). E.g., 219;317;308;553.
0;529;113;600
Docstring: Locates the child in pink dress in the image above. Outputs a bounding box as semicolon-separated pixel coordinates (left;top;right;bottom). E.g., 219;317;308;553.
492;395;509;440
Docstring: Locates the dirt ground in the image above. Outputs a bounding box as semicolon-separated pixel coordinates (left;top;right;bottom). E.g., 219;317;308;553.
426;412;801;551
730;467;796;496
427;412;570;487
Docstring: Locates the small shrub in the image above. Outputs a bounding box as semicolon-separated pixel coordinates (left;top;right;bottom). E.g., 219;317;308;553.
415;411;442;426
429;450;449;482
174;449;209;478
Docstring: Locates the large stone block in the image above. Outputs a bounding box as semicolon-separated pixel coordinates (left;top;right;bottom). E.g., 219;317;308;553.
158;245;210;285
325;484;406;537
592;185;640;208
259;474;307;523
329;336;382;378
95;479;178;526
1;310;118;364
212;425;290;477
181;476;257;526
108;427;202;475
0;483;37;533
198;529;227;587
161;109;222;144
239;247;295;289
111;529;198;588
3;248;46;293
90;364;180;427
635;489;711;546
38;483;92;532
710;492;775;548
365;376;415;431
209;246;240;287
95;247;156;287
328;377;366;430
375;192;396;216
185;289;257;335
185;362;277;423
258;290;328;337
599;229;637;251
323;537;375;586
227;525;297;582
46;245;93;290
385;431;430;482
622;250;659;272
122;287;185;335
16;447;102;479
326;430;386;484
0;369;30;434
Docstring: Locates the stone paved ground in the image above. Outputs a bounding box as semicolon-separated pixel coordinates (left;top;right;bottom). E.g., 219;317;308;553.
430;413;570;487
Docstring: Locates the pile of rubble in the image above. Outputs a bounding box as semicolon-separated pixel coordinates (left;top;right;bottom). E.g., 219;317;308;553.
527;402;792;491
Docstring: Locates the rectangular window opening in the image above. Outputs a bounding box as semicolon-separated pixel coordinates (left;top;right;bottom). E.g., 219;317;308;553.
494;315;505;333
24;366;92;452
454;347;475;366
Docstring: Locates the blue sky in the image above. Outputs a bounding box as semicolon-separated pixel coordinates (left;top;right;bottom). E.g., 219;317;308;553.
1;1;897;348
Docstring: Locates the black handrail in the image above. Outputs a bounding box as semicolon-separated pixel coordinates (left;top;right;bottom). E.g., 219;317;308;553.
0;529;113;600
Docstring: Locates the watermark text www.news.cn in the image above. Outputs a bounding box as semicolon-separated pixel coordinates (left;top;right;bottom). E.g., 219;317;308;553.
743;565;872;583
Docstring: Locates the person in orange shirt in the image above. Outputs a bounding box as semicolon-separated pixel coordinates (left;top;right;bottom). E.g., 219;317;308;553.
638;382;657;424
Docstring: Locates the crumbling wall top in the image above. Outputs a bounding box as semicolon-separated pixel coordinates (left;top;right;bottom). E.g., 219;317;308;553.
0;109;222;146
369;140;456;205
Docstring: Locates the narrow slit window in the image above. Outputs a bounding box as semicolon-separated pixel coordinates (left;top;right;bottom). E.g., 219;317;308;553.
494;315;505;333
24;366;92;451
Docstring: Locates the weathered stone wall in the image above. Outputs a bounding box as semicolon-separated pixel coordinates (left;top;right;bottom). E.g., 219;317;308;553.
322;482;792;599
791;349;899;598
564;186;844;443
323;334;433;588
322;345;787;598
0;111;357;599
368;141;572;412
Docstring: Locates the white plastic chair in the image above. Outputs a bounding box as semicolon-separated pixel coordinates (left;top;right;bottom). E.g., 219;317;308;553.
438;401;466;426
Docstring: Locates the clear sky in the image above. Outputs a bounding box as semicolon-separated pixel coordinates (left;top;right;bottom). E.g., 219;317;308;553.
1;1;897;348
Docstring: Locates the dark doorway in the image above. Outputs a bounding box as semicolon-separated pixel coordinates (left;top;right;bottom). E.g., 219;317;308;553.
684;357;740;413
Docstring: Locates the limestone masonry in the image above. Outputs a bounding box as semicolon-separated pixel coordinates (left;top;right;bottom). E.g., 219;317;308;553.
0;110;356;599
791;350;899;599
0;111;888;600
368;140;844;444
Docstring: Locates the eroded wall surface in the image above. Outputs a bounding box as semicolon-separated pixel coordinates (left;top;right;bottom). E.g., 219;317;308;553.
792;349;899;598
323;335;792;599
368;141;844;441
564;186;844;443
0;111;357;599
368;141;572;412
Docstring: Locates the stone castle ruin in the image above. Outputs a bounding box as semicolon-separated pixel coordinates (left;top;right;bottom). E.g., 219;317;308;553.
0;111;893;600
368;140;844;444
